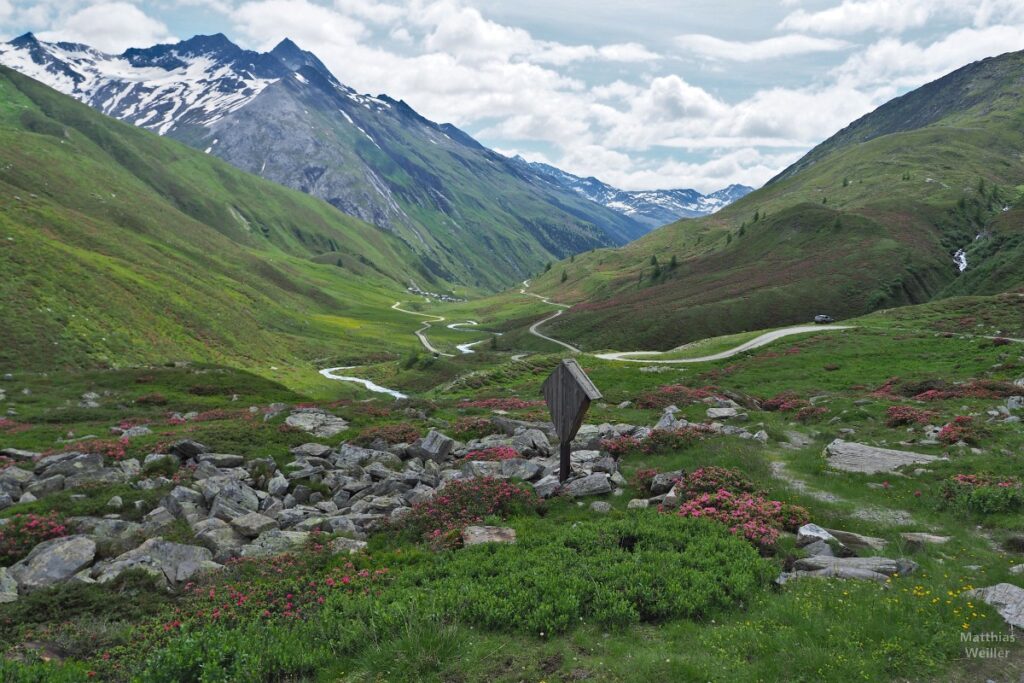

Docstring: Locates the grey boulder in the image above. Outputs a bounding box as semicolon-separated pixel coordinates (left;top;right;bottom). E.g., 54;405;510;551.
10;535;97;591
93;538;219;586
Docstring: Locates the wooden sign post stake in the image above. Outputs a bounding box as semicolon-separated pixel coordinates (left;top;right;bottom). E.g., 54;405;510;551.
541;359;602;483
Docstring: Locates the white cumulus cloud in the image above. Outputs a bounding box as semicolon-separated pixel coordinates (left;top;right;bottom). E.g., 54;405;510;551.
35;2;176;52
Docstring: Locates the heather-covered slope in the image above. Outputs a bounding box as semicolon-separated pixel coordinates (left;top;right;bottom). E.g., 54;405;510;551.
0;65;426;376
528;50;1024;352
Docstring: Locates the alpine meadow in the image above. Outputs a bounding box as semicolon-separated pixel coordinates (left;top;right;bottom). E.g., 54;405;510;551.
0;3;1023;682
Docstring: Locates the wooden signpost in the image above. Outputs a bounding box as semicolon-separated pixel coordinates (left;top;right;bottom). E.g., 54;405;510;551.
541;359;602;482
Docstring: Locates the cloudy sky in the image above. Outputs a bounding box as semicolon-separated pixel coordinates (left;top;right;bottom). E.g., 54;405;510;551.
2;1;1024;192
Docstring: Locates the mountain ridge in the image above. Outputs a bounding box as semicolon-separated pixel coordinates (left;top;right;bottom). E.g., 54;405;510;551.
511;155;752;228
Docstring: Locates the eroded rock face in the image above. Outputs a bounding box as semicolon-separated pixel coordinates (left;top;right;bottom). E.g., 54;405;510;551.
824;439;939;474
10;536;97;592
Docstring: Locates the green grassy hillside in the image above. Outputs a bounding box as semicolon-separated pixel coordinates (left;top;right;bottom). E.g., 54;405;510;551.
526;50;1024;352
0;66;429;380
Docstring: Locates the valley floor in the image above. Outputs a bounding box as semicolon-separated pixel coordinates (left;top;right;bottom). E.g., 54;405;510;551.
1;294;1023;681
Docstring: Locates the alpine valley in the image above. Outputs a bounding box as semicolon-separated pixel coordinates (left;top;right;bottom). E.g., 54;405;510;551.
0;32;746;289
1;11;1024;683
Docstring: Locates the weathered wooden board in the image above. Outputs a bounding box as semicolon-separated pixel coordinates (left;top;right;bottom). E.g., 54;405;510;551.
542;359;601;443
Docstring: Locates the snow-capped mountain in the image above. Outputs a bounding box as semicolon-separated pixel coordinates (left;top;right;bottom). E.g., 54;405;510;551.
515;157;753;228
0;32;646;289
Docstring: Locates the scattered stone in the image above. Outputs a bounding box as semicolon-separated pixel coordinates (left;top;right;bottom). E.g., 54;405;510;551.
143;452;178;471
285;409;349;438
0;448;39;461
71;517;144;558
192;518;247;563
10;536;97;592
230;512;279;538
706;407;740;420
197;453;245;468
532;474;561;498
824;439;939;474
107;495;123;510
590;501;612;513
649;470;683;495
825;528;889;552
462;525;516;546
626;498;649;510
967;584;1024;629
329;537;367;555
900;532;951;552
239;530;311;558
168;440;208;460
562;473;611;498
290;443;333;458
79;392;101;409
411;429;455;462
796;524;837;547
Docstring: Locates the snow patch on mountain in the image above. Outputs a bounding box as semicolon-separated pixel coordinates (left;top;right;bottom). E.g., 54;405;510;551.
512;157;752;228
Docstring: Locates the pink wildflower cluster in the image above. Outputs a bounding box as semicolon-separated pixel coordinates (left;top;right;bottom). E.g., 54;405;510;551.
761;391;807;412
352;423;421;446
76;437;130;462
678;466;755;498
463;446;519;462
938;416;980;444
676;490;809;550
399;477;541;548
600;434;642;457
601;427;708;458
885;406;937;427
950;473;1020;489
167;556;389;629
795;406;829;423
630;467;660;494
914;380;1019;402
635;384;718;410
0;512;69;564
451;417;494;440
0;418;31;434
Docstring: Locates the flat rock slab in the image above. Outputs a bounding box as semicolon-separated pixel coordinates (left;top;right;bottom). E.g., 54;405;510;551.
778;567;890;584
793;555;915;577
968;583;1024;629
285;409;349;438
562;473;612;498
824;439;939;474
462;525;516;546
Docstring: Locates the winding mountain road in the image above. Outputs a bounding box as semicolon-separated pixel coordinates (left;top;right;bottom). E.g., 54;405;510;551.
594;325;854;363
520;280;580;354
390;302;454;357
